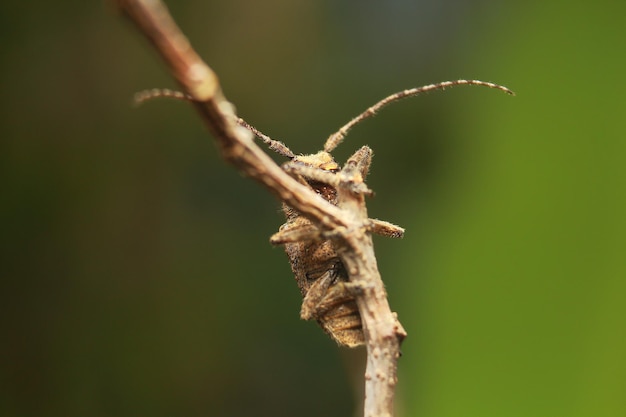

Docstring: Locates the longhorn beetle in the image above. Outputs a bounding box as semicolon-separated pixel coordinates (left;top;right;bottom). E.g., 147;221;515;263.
135;80;514;347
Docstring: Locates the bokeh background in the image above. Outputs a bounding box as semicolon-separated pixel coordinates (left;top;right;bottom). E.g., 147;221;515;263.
2;1;625;416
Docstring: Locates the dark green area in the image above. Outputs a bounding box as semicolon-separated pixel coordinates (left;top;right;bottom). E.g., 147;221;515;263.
1;1;625;416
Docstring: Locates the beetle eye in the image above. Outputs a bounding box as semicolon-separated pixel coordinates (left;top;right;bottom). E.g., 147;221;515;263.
305;268;327;281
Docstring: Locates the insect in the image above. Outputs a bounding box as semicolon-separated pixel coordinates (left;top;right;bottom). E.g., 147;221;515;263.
135;80;514;347
232;122;405;347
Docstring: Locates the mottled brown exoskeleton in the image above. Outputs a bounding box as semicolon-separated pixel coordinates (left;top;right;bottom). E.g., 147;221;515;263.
263;145;387;348
134;80;514;347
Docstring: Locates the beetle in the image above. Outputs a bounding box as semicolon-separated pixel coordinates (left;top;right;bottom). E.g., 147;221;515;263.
240;80;512;347
135;80;513;347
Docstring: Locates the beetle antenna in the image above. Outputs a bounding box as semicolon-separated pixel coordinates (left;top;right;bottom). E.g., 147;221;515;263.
133;89;295;159
235;118;295;159
324;79;514;152
133;88;193;106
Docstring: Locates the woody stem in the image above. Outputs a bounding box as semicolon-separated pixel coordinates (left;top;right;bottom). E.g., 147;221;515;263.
113;1;405;416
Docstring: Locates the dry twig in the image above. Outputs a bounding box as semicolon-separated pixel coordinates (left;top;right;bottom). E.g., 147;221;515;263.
114;1;406;416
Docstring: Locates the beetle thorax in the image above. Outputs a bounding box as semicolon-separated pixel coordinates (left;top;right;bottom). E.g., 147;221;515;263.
293;151;339;172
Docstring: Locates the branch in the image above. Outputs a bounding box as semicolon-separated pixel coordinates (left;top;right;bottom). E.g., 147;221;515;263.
113;1;406;416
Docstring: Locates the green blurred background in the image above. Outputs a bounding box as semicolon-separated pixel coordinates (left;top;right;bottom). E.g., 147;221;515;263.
2;1;625;416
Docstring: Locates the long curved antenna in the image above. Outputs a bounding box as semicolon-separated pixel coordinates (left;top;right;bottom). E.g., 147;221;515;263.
235;118;295;159
133;89;295;159
324;79;514;152
133;88;193;106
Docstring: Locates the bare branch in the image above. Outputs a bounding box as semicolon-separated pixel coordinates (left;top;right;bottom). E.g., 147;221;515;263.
114;1;411;416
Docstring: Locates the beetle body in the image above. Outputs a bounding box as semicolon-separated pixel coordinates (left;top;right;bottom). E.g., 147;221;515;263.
278;176;364;347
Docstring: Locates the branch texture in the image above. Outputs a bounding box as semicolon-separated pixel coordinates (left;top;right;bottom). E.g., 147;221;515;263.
114;1;406;416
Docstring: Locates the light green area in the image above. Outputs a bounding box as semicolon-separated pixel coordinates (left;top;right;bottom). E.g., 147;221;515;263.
398;1;626;416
